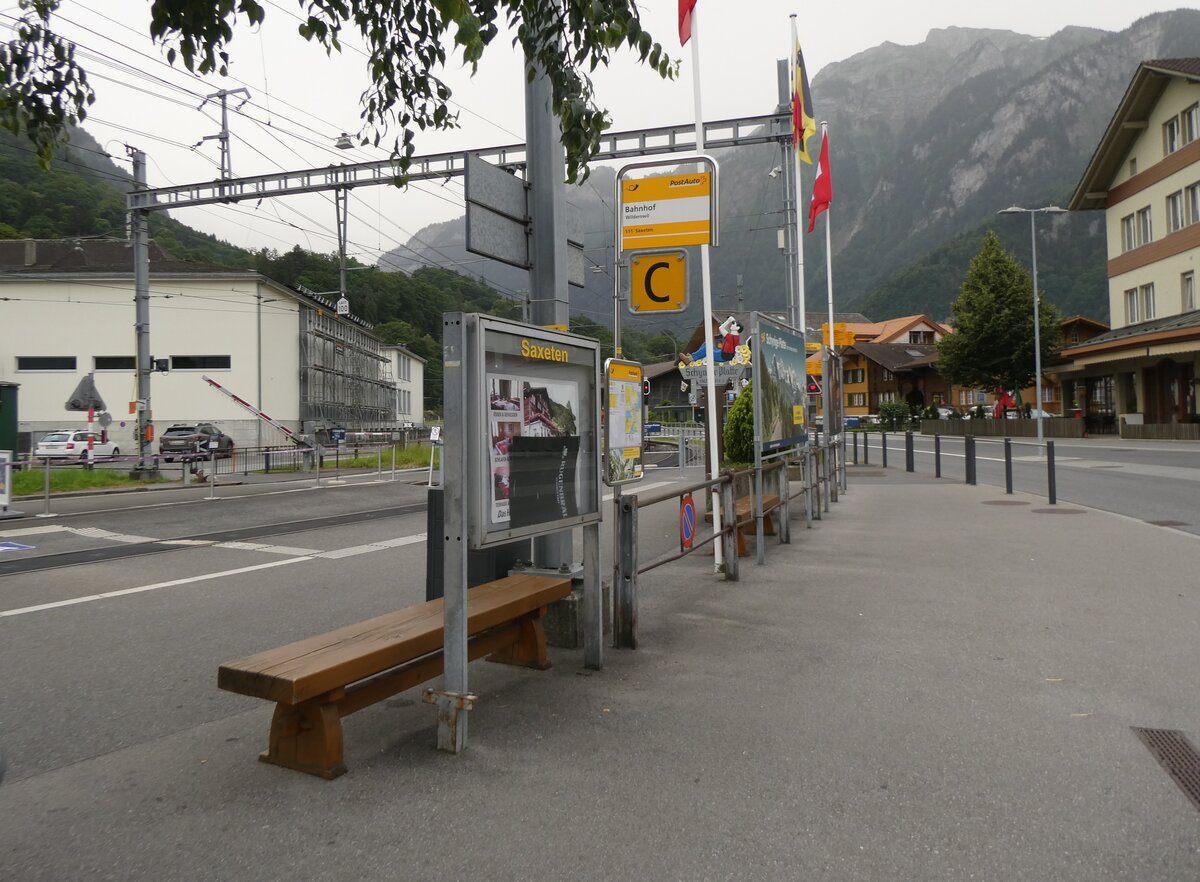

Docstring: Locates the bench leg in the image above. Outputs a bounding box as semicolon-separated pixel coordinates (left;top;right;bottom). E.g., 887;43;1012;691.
487;613;551;670
260;692;346;779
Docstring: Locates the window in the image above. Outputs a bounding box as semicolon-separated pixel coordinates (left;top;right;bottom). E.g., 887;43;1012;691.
1184;271;1196;312
845;368;865;384
1164;115;1181;155
847;392;866;407
400;355;411;382
908;330;934;344
1141;283;1156;321
94;356;135;371
1041;385;1057;403
1129;157;1138;178
1136;206;1152;245
1184;103;1199;145
1187;182;1200;226
882;368;893;381
1125;288;1139;323
877;391;896;405
16;356;76;371
1167;191;1185;233
1120;214;1136;252
171;355;231;370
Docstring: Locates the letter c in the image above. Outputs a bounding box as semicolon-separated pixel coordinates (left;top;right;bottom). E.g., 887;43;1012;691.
644;261;671;302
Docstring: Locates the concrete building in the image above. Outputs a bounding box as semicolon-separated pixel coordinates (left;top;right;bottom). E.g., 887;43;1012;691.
1062;58;1200;437
0;239;403;452
381;344;426;428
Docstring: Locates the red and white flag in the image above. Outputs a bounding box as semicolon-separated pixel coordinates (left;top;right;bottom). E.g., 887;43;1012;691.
807;130;832;232
679;0;697;46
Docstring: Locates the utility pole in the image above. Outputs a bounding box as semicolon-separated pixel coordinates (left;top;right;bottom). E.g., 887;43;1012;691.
525;62;572;573
198;88;250;179
127;146;155;474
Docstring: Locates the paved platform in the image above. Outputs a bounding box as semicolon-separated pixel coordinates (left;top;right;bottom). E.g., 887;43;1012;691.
2;464;1198;880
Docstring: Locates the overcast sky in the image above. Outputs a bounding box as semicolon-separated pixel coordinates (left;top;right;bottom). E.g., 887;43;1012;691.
4;2;1187;273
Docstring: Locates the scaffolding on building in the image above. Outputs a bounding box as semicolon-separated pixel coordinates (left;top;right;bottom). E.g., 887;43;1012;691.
298;304;394;433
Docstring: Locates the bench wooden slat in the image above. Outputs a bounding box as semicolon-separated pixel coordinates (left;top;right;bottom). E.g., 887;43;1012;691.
219;574;571;706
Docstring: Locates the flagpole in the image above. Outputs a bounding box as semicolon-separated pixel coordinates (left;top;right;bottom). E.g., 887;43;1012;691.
820;122;837;503
690;5;724;572
790;15;807;345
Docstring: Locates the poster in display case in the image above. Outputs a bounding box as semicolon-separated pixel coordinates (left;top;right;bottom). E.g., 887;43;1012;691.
469;316;601;548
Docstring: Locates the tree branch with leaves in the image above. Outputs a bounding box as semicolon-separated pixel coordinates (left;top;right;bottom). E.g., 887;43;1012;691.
1;0;676;179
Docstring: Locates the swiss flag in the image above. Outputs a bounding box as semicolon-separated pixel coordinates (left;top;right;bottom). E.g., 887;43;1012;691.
679;0;697;46
807;130;832;233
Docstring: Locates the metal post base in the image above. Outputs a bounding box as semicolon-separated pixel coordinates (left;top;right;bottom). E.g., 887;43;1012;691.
422;688;477;754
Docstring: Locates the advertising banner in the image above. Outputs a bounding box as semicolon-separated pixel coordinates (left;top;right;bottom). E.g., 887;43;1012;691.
754;315;809;452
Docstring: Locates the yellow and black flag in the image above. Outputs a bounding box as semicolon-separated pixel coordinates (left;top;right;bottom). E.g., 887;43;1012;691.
791;19;817;164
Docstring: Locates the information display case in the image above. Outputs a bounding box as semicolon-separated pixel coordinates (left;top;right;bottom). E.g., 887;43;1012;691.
467;315;601;548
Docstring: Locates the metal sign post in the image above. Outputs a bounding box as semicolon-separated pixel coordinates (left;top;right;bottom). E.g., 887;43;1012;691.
616;154;722;571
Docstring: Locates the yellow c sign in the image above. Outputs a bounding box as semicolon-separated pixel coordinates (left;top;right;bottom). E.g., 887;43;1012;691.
629;251;687;314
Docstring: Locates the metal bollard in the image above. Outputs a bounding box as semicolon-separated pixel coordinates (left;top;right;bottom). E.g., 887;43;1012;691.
40;456;53;518
208;448;217;500
881;432;888;468
864;431;870;465
853;432;859;465
934;434;942;478
966;435;976;486
905;431;914;472
1004;438;1013;494
1047;441;1057;505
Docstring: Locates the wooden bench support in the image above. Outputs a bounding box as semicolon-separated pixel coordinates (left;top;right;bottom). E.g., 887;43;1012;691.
221;575;570;779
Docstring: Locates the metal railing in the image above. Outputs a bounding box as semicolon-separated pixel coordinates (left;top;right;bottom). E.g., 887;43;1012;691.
612;460;795;649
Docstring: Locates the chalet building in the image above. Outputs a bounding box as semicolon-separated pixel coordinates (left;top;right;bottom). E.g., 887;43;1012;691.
1059;58;1200;438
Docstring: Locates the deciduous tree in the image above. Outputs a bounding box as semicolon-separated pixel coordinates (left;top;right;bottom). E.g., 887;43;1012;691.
1;0;676;177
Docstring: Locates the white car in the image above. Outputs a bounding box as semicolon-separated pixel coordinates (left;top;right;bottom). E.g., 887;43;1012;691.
35;430;121;462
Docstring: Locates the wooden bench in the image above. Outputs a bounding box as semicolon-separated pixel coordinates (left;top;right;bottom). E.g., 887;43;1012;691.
704;494;781;557
218;573;572;779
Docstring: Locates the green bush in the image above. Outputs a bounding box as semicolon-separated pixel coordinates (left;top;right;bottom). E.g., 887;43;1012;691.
723;382;754;465
878;400;913;431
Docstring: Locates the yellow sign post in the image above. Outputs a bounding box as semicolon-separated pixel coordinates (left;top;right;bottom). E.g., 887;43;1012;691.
629;251;687;313
620;173;713;251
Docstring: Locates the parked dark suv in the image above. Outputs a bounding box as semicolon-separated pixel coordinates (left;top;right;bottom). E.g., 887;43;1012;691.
159;423;235;461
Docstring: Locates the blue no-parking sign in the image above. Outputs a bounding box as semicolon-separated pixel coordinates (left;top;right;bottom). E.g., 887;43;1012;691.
680;493;696;551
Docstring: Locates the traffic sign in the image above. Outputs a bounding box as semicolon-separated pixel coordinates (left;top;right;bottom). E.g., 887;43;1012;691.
330;428;346;442
679;493;696;551
620;171;714;251
629;250;687;314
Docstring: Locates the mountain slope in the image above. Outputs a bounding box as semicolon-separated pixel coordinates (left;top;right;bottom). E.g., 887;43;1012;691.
384;10;1200;328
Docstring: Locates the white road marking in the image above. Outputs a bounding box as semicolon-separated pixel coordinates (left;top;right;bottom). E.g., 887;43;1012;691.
0;557;312;618
602;480;676;503
0;525;68;538
159;539;216;546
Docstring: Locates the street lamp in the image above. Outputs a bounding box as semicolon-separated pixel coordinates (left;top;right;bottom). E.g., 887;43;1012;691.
997;204;1067;450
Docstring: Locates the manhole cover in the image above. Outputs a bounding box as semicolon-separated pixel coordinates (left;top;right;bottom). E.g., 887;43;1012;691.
982;500;1030;506
1132;727;1200;813
1148;520;1190;527
1031;508;1086;515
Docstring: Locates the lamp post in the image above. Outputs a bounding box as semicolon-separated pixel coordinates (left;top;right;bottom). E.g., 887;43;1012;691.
997;205;1067;450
